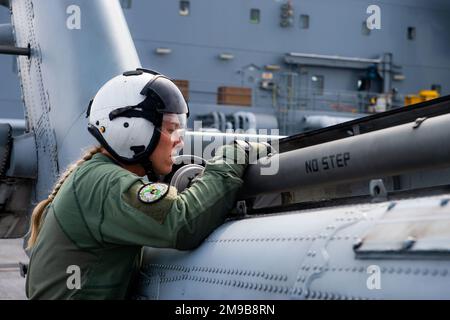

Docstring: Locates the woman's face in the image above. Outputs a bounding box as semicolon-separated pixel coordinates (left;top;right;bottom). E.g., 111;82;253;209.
149;114;185;175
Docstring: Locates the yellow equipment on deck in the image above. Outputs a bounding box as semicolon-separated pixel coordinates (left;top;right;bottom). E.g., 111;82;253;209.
405;90;440;106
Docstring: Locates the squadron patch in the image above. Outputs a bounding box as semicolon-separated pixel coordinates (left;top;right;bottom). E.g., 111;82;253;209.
137;183;169;204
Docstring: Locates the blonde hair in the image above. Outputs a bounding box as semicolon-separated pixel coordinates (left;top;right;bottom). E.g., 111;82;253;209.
26;146;103;249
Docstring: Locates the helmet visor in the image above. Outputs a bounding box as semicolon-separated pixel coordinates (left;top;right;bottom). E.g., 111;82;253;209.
141;76;189;115
160;113;187;143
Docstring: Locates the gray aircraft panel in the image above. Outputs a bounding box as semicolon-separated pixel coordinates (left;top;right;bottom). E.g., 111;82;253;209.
243;112;450;197
136;194;450;300
10;0;141;198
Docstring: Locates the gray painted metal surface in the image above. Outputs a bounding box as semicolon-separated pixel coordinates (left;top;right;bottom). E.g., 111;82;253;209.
136;194;450;299
301;114;357;130
5;132;36;179
355;199;450;259
10;0;140;199
0;45;29;56
0;119;25;132
243;113;450;197
0;239;28;300
0;23;13;45
285;52;382;69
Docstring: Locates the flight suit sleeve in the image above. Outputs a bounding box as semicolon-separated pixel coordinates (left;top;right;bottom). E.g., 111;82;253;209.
100;143;248;249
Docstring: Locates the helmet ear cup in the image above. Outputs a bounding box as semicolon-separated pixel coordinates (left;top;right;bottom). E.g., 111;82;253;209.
88;120;161;165
130;128;162;163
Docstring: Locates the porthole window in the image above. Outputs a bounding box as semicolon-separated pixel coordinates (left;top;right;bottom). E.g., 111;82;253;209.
180;1;190;16
408;27;416;40
300;14;309;29
250;9;260;24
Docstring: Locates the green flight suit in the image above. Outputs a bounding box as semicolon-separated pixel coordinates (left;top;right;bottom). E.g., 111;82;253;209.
26;143;248;299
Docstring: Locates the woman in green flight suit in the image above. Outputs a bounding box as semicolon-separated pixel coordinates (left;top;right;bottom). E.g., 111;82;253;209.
25;69;268;300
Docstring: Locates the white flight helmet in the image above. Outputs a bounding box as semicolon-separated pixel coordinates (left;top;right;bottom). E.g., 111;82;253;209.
87;68;189;169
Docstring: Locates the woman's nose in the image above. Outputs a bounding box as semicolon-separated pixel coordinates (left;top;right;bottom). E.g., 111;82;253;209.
173;136;184;148
171;129;185;144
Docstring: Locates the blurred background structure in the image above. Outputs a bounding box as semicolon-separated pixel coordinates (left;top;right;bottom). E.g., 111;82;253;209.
2;0;450;135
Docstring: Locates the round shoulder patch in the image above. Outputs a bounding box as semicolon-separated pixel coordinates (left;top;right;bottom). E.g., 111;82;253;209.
138;183;169;204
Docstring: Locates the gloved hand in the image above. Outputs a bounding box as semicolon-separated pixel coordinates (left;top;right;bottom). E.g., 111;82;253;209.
234;140;275;164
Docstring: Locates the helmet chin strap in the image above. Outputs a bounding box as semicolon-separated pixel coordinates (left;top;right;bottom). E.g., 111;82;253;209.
140;159;159;182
